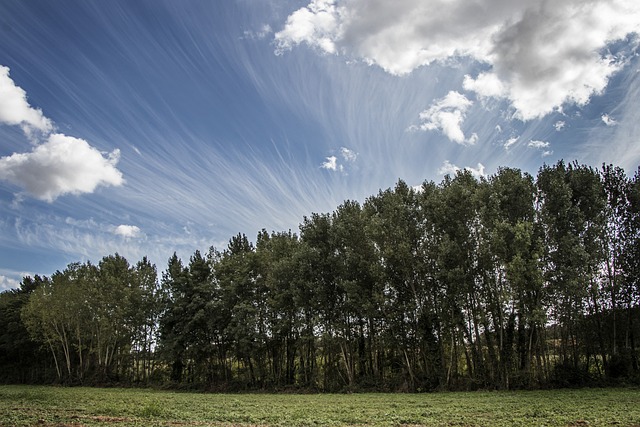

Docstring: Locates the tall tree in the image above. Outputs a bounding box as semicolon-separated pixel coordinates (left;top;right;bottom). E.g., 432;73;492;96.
429;171;485;387
215;234;263;387
158;253;189;383
0;276;50;383
479;167;545;387
255;230;302;387
299;213;343;390
332;200;383;387
130;257;160;383
538;162;606;377
617;168;640;375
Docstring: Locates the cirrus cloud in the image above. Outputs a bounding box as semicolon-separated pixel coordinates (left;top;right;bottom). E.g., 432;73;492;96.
528;139;550;149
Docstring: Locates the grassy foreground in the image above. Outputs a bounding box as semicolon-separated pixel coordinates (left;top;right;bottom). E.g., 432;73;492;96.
1;385;639;427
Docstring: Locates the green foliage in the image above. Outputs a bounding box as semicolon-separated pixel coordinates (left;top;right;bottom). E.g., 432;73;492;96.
0;277;50;383
19;254;160;384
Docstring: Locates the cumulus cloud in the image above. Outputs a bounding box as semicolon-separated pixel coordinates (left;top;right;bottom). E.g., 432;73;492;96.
417;91;477;145
0;65;53;135
275;0;340;55
602;113;618;126
0;133;124;202
438;160;486;179
438;160;460;176
276;0;640;120
527;139;553;157
321;146;358;172
0;64;125;202
463;73;506;98
321;155;340;171
0;274;20;291
554;121;566;131
340;146;357;162
114;224;141;238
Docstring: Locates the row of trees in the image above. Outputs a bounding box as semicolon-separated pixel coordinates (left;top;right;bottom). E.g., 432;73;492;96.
1;161;639;391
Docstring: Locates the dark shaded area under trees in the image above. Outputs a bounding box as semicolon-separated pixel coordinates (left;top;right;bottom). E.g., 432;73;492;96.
1;161;639;391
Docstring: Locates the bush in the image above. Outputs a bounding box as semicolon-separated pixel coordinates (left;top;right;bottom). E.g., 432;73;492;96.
551;361;593;387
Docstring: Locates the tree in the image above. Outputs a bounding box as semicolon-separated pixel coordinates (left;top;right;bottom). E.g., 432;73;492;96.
366;180;439;390
0;276;50;383
254;229;302;387
130;257;160;383
22;263;95;383
479;167;545;387
158;248;231;386
332;200;383;387
214;234;263;387
428;171;487;387
616;167;640;375
538;162;606;379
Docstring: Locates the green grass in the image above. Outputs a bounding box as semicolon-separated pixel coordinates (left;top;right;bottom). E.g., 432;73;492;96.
1;385;639;426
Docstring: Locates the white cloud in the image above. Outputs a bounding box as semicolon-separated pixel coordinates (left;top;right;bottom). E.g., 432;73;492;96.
244;24;273;40
602;113;618;126
0;65;53;135
276;0;640;120
0;133;124;202
417;91;476;145
0;274;20;291
114;224;141;239
340;146;357;162
438;160;486;179
463;72;506;98
0;64;125;202
438;160;460;176
274;0;341;55
504;136;518;150
321;147;357;172
554;121;566;131
528;139;550;149
466;163;486;179
321;155;340;171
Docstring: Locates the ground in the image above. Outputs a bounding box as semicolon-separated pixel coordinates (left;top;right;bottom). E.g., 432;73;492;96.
1;385;639;426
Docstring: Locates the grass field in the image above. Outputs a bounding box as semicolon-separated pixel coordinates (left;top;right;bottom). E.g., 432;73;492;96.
1;385;639;427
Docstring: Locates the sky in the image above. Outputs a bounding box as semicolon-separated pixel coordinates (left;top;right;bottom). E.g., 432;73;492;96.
1;0;639;290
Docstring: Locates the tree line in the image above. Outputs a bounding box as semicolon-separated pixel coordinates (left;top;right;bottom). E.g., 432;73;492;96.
1;161;639;391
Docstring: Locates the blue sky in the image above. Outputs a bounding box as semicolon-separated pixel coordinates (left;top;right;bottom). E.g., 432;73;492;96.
1;0;639;290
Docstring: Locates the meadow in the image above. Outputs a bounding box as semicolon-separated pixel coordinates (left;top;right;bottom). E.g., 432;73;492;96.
1;385;639;427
